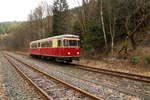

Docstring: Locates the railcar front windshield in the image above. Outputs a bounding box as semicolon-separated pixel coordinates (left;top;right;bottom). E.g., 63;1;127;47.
63;39;80;47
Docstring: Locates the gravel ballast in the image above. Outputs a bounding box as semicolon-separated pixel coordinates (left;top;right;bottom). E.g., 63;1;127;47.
6;52;150;100
8;55;90;100
0;53;43;100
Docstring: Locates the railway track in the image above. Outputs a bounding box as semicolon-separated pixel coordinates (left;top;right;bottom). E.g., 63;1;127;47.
15;51;150;84
4;52;150;100
3;53;102;100
19;51;150;84
70;64;150;84
3;54;52;100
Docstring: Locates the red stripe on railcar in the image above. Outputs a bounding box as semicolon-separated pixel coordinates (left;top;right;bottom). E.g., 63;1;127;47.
30;47;80;57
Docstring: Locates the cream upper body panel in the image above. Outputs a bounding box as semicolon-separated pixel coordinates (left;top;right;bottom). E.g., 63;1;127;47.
63;37;79;40
52;39;58;48
30;34;79;48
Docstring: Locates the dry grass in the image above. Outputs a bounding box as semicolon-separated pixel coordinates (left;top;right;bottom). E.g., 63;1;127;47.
74;57;150;76
74;46;150;76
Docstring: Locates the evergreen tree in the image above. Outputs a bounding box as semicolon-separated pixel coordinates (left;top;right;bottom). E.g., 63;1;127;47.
52;0;69;35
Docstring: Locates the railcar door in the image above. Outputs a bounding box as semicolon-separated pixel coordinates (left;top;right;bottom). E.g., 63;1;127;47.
57;40;63;56
38;42;41;54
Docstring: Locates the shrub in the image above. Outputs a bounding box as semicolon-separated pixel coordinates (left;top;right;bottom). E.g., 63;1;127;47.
130;56;137;64
145;56;150;64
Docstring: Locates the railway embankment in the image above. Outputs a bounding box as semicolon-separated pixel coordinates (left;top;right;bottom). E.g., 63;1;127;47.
74;57;150;77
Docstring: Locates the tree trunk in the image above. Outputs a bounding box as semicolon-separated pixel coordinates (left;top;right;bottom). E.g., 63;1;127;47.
129;34;136;50
100;0;107;48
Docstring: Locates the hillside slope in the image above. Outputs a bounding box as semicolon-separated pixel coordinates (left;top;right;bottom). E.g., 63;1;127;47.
0;22;21;34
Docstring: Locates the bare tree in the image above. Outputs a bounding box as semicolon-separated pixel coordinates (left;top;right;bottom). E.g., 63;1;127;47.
119;0;149;54
32;5;45;39
75;0;89;35
98;0;107;48
109;16;116;55
106;0;116;55
45;3;53;35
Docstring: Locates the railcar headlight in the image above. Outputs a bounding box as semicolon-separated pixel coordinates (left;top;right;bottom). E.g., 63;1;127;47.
77;52;80;55
68;52;71;55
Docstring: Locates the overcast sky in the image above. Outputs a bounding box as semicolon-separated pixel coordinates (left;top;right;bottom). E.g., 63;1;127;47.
0;0;82;22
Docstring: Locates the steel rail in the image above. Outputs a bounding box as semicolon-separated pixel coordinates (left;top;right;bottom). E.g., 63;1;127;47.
13;52;150;83
6;52;150;99
3;54;53;100
4;53;102;100
70;64;150;83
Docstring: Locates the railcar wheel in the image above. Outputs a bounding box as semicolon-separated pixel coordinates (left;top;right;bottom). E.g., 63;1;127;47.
41;56;45;59
55;58;63;63
65;59;72;63
30;54;33;57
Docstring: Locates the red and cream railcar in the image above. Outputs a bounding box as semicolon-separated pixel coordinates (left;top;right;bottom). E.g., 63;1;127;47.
29;34;80;62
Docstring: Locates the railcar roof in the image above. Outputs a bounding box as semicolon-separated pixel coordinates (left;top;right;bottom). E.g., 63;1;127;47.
30;34;79;44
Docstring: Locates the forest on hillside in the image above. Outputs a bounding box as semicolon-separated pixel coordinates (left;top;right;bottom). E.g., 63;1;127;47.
0;22;20;34
0;0;150;57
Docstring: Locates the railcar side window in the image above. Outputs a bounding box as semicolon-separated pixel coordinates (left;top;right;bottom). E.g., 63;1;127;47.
77;40;80;46
58;40;62;47
63;40;69;46
41;42;44;47
63;40;79;47
41;41;53;48
69;40;78;46
41;42;49;48
49;41;52;47
38;43;40;48
31;43;37;48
